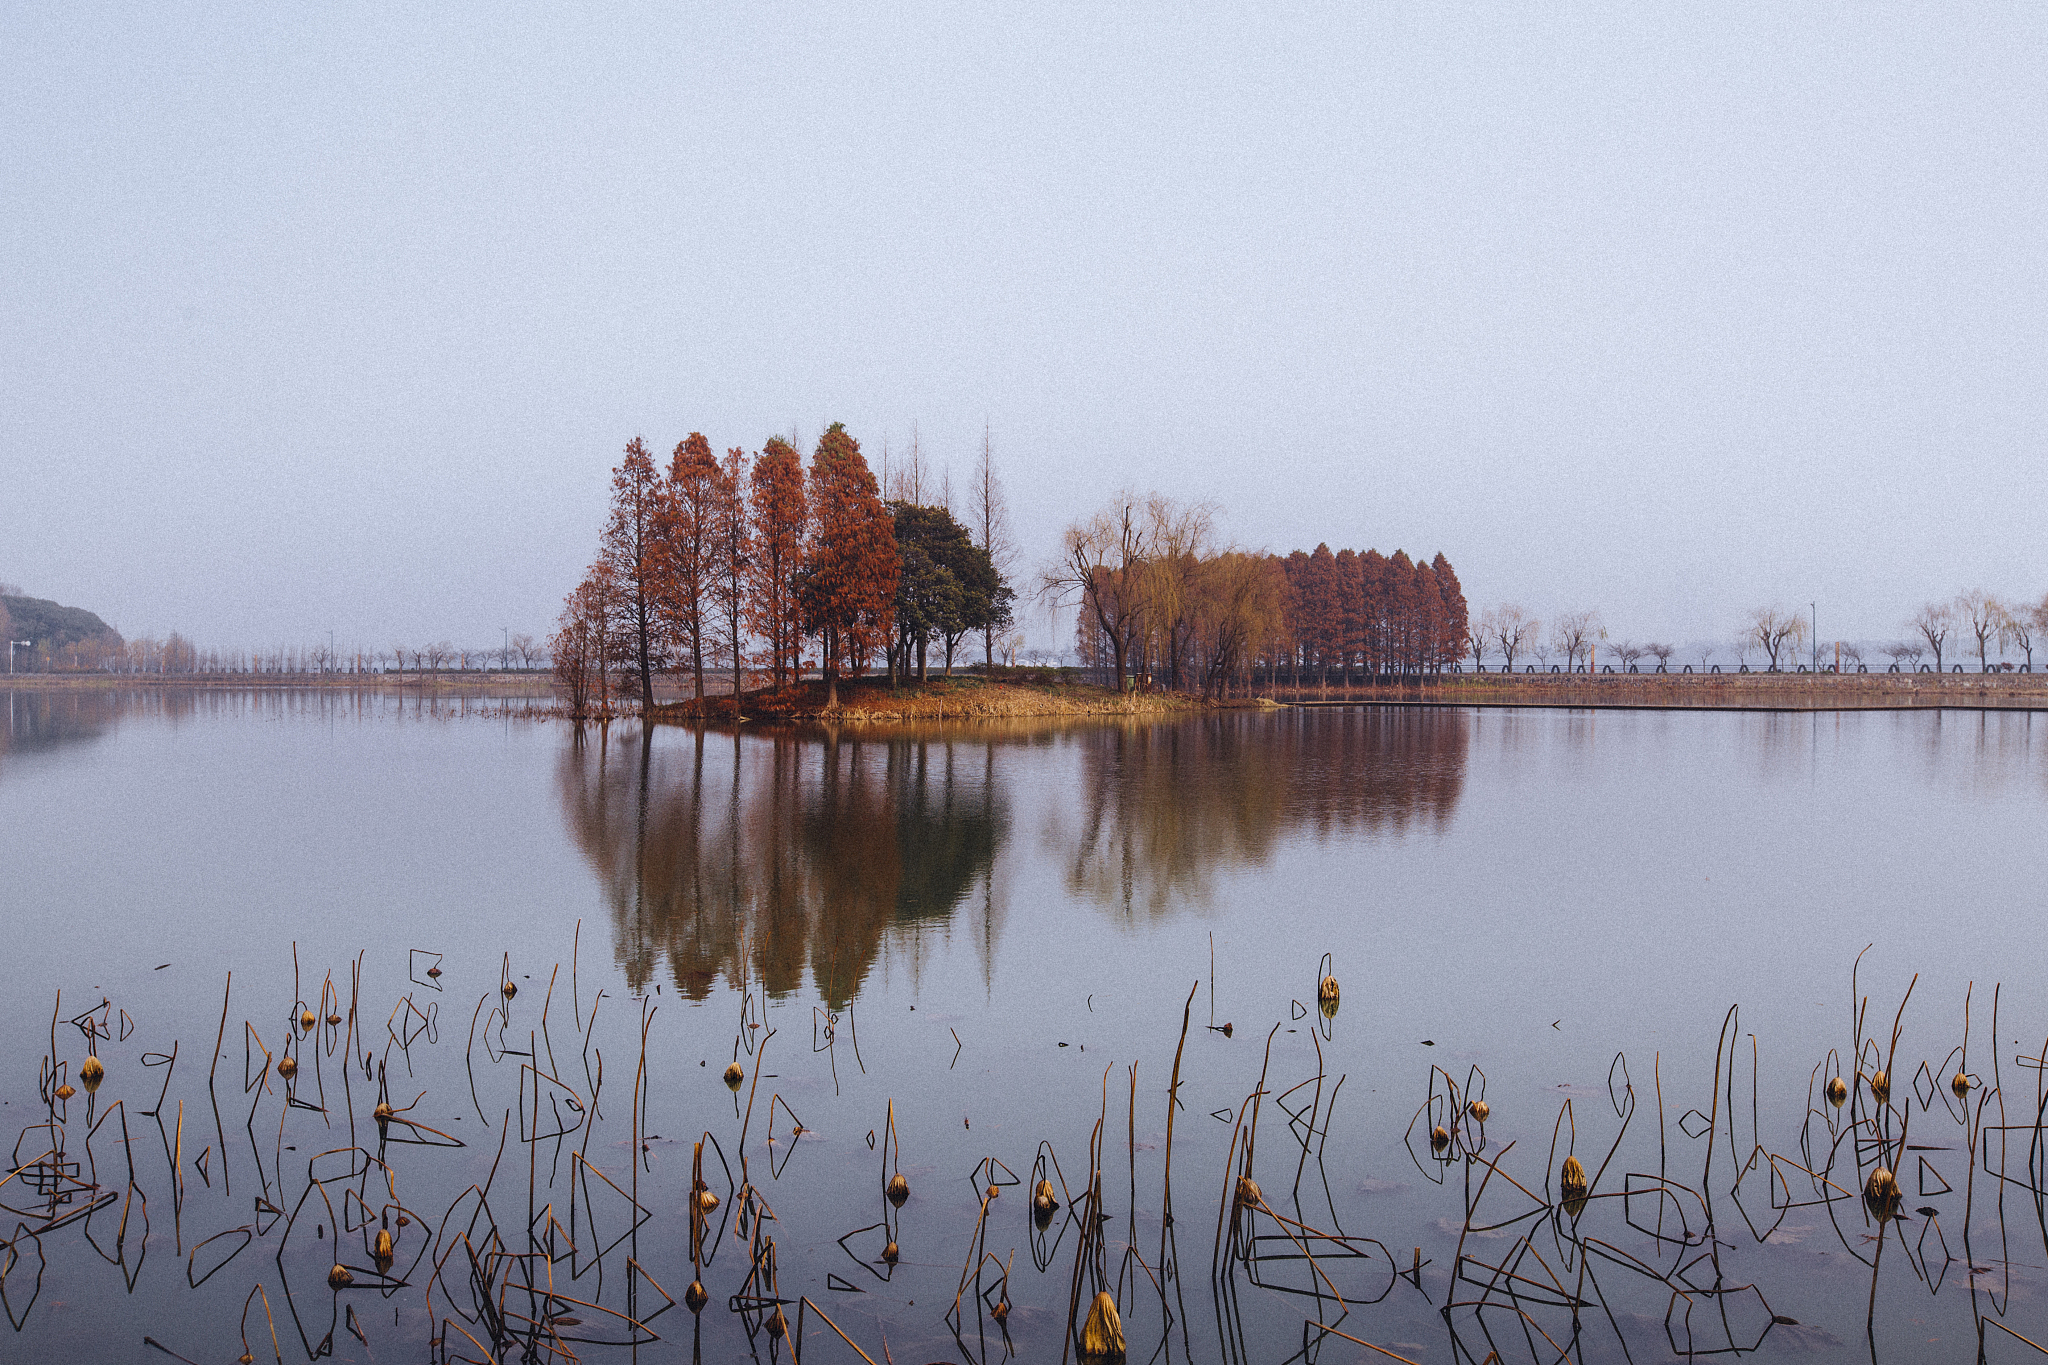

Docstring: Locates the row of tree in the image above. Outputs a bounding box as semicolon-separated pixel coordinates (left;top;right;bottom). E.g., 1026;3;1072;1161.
1043;493;1468;696
553;425;1016;715
1471;590;2048;673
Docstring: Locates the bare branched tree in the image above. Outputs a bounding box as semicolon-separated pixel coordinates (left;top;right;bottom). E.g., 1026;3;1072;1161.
1908;602;1954;671
1743;606;1806;671
1956;589;2003;670
1040;493;1150;692
1551;610;1603;671
1481;606;1540;670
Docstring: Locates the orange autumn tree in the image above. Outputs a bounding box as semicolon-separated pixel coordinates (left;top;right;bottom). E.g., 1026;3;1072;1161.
797;423;898;708
707;445;751;709
662;432;720;702
598;437;668;709
745;436;808;687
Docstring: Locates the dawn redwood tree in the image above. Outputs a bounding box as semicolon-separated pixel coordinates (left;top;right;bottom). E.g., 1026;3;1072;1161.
797;424;898;708
709;446;751;707
598;437;668;710
1431;553;1469;670
1358;550;1389;674
663;433;721;702
1333;548;1360;683
745;436;808;687
971;425;1017;668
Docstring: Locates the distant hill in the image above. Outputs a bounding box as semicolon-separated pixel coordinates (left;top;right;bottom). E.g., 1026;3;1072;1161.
1;595;123;650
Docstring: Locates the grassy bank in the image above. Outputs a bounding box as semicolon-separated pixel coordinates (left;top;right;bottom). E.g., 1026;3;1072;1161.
651;674;1205;723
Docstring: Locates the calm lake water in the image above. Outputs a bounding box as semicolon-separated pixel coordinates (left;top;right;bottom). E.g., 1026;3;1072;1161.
4;688;2048;1363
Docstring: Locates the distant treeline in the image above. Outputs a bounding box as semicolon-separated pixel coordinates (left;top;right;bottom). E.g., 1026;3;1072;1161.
555;424;1016;715
1045;494;1468;696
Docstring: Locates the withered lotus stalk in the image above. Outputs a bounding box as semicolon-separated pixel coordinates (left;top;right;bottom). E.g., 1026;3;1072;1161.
1082;1290;1125;1356
1560;1155;1590;1217
1865;1166;1901;1218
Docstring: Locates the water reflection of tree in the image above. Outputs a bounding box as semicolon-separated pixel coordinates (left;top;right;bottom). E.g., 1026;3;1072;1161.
1057;709;1468;919
557;725;1009;1007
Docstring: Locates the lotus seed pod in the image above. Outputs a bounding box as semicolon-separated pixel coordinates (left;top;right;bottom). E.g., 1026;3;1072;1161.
1235;1175;1263;1210
882;1240;899;1264
1826;1076;1848;1108
1034;1179;1058;1211
425;966;442;978
1953;1071;1971;1100
696;1187;720;1213
277;1055;298;1080
992;1299;1010;1322
1468;1100;1489;1123
301;1010;317;1032
684;1280;709;1313
1869;1070;1890;1105
374;1228;394;1262
55;1084;75;1101
373;1101;394;1123
1082;1290;1125;1356
1430;1125;1451;1152
887;1172;910;1206
723;1062;744;1090
328;1264;353;1289
765;1306;787;1339
79;1056;104;1093
1318;975;1340;1001
240;1354;255;1364
326;1013;342;1026
1865;1166;1901;1218
501;981;517;998
1560;1155;1590;1217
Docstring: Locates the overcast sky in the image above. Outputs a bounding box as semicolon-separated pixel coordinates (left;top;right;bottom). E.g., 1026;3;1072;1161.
6;3;2045;655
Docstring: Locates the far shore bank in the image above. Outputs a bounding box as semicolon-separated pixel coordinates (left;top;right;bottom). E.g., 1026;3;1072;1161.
1264;670;2048;711
11;668;2048;714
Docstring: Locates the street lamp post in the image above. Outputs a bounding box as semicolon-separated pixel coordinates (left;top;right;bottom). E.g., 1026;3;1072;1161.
502;626;509;673
1811;602;1818;670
